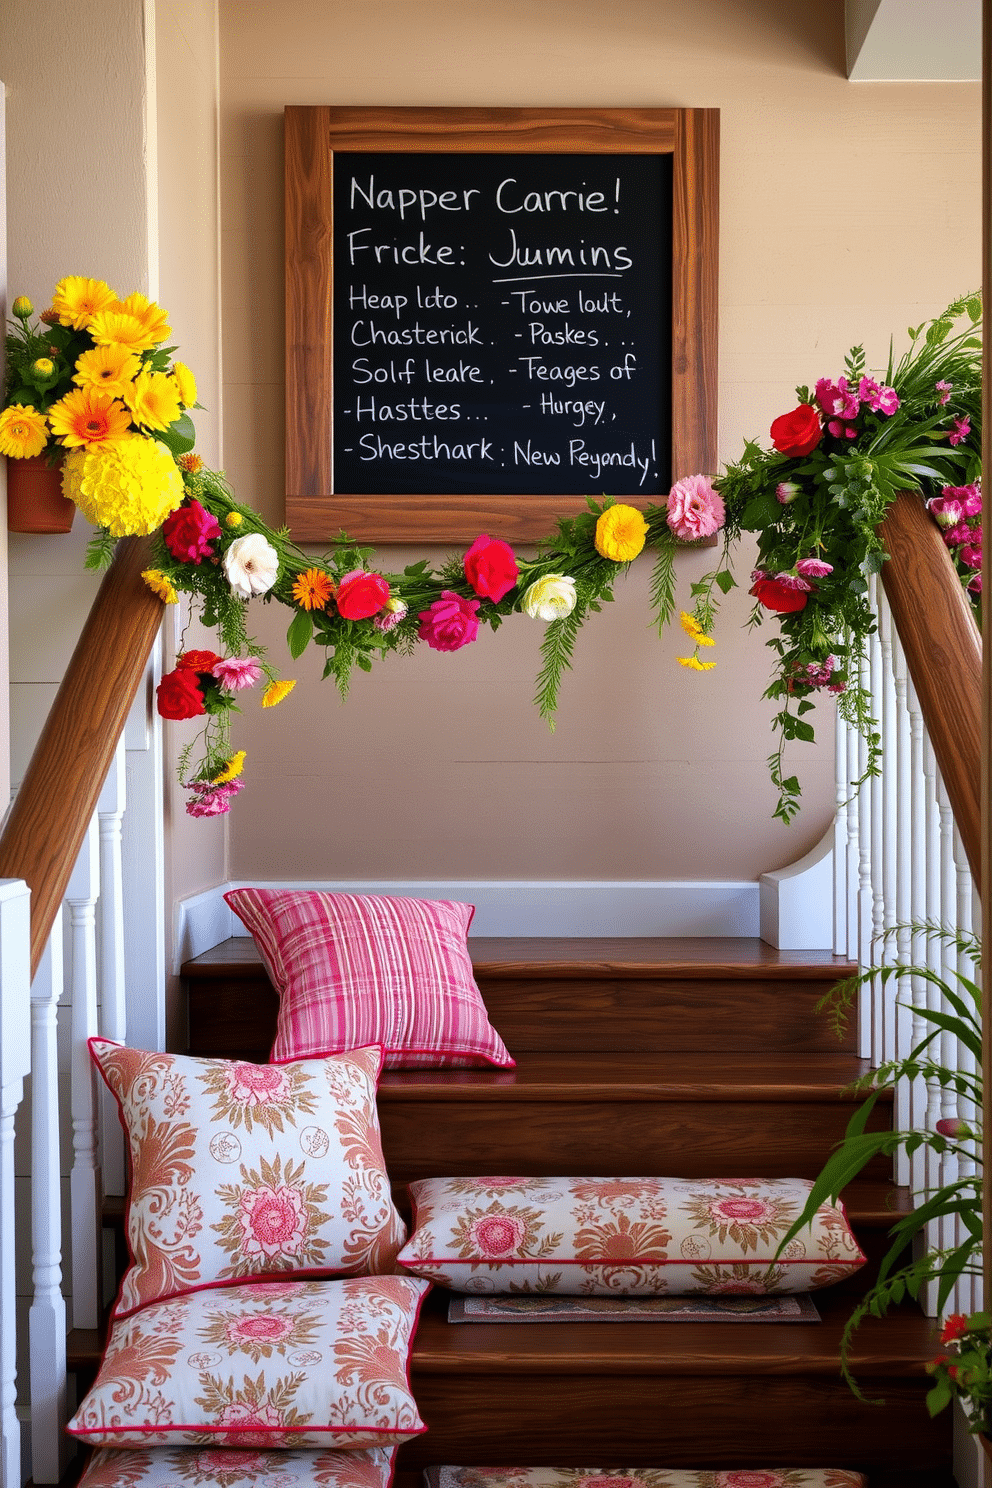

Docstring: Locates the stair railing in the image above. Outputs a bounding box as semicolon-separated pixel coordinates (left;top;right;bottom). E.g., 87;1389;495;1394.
0;536;163;1486
833;490;983;1318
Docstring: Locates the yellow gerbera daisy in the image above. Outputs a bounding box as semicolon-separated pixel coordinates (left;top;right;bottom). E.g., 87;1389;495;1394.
73;344;142;398
124;370;182;432
47;387;132;448
594;503;649;562
171;361;198;407
212;750;246;784
0;404;48;459
678;655;717;671
87;309;159;353
292;567;335;611
113;292;171;346
50;276;117;330
141;569;178;604
262;679;296;708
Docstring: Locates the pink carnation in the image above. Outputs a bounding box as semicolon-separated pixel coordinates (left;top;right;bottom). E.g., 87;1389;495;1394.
417;590;480;652
795;557;833;578
858;376;899;415
773;571;813;591
815;376;859;421
666;474;725;542
184;779;244;818
212;657;264;692
775;482;801;505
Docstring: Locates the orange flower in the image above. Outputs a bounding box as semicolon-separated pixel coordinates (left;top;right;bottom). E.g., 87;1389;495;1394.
47;387;132;447
292;567;335;611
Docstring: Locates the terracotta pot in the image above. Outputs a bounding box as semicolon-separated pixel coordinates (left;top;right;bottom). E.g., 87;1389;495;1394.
5;453;74;533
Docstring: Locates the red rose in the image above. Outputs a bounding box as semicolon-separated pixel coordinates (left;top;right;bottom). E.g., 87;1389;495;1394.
177;649;223;673
335;569;390;620
463;533;519;603
162;498;222;564
749;577;810;613
156;667;205;720
769;404;823;458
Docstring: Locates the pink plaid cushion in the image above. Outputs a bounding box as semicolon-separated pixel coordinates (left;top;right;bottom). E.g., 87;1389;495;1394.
225;890;514;1070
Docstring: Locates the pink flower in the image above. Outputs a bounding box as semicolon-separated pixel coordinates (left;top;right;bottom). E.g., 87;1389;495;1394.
936;1117;968;1139
226;1313;295;1346
666;473;725;541
225;1063;290;1105
464;533;519;602
960;544;983;571
773;572;813;591
968;573;982;594
949;415;971;446
827;420;857;440
373;598;408;633
710;1196;775;1224
417;590;480;651
212;657;264;692
928;495;965;529
162;499;222;564
815;376;859;421
942;482;982;517
217;1401;285;1446
468;1213;527;1257
184;779;244;818
936;379;953;405
945;521;973;547
858;376;899;415
238;1183;309;1259
795;557;833;578
775;482;801;505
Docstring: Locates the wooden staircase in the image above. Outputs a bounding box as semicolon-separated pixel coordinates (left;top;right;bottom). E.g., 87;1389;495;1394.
172;935;953;1485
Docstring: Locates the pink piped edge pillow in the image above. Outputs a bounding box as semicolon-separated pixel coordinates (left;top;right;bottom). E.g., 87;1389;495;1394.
225;889;514;1071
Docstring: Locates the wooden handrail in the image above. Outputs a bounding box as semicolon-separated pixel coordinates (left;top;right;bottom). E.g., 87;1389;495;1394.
878;489;983;888
0;536;165;976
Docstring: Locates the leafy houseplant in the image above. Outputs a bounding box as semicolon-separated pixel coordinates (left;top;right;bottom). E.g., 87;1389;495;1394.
780;926;984;1426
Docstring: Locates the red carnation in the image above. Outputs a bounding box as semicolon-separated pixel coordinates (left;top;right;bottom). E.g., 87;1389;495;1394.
162;498;222;564
769;404;823;458
749;576;810;613
156;667;206;720
940;1313;970;1344
464;533;519;603
335;569;391;620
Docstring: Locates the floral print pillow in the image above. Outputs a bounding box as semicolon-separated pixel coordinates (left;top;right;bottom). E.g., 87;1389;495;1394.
67;1275;429;1449
91;1039;407;1317
78;1445;398;1488
426;1472;867;1488
396;1177;865;1295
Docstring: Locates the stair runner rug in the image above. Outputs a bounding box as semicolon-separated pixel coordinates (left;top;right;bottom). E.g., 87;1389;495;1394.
426;1471;866;1488
446;1293;820;1323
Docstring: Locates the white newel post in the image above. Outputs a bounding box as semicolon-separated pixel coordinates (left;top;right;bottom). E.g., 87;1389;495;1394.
0;881;31;1488
98;741;127;1195
67;820;102;1331
29;917;68;1484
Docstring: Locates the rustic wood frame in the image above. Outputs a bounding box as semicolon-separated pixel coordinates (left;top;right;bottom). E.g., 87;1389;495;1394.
285;106;719;543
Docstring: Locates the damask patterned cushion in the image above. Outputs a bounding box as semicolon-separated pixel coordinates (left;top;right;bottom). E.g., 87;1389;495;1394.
224;889;514;1070
67;1275;429;1449
426;1471;867;1488
78;1445;398;1488
91;1039;407;1318
396;1177;865;1295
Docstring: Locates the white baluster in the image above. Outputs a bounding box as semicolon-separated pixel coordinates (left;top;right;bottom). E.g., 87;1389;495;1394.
0;880;32;1488
854;650;873;1057
953;825;980;1316
891;633;913;1186
29;916;69;1483
98;740;127;1196
845;706;860;966
877;595;899;1065
833;707;849;958
867;583;886;1067
920;736;944;1316
905;679;929;1206
67;818;102;1331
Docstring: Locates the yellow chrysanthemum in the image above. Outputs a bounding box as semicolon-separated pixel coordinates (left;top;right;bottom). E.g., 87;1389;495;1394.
171;361;198;407
0;404;48;459
113;292;171;346
141;568;178;604
62;438;184;536
225;511;244;528
292;567;335;611
594;503;649;562
87;309;160;354
50;276;117;330
47;387;133;448
262;679;296;708
73;344;142;398
212;750;246;784
679;610;715;646
124;370;182;432
678;655;717;671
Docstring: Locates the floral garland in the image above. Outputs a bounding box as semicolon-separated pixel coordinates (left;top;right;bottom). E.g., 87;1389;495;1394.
2;280;981;821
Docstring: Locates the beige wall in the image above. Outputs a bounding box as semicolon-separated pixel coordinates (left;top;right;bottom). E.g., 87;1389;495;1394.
217;0;981;885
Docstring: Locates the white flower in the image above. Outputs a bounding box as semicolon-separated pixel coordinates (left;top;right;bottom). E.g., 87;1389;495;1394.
223;532;279;599
521;573;577;621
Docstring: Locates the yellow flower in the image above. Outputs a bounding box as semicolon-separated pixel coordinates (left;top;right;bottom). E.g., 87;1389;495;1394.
50;276;117;330
88;309;160;354
594;503;648;562
63;438;184;536
124;369;182;432
212;750;246;784
73;344;142;398
113;292;171;346
678;655;716;671
292;567;335;611
141;569;178;604
0;404;48;458
262;679;296;708
225;511;244;528
32;358;55;378
679;610;715;646
178;452;205;474
12;296;33;319
171;361;197;407
47;387;133;448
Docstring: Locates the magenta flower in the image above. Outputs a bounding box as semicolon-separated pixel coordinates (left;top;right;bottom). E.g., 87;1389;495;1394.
750;568;768;583
773;571;813;592
941;481;982;517
417;590;481;652
827;420;857;439
968;573;982;594
961;544;983;571
373;598;409;633
858;376;899;416
815;376;859;421
928;496;965;529
162;499;222;564
949;414;971;446
944;521;973;546
666;473;725;541
796;557;833;578
212;656;263;692
936;380;953;406
184;779;244;818
775;482;800;505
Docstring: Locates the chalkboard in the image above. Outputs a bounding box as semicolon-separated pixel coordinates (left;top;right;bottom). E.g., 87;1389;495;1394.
286;107;719;543
332;152;671;499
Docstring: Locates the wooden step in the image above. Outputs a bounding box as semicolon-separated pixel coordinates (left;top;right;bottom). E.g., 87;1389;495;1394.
182;937;859;1059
